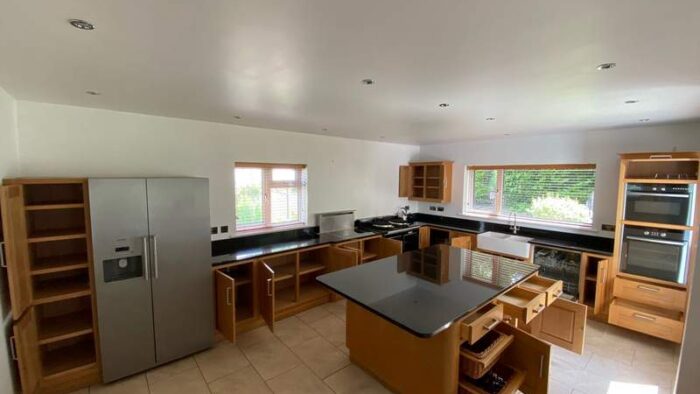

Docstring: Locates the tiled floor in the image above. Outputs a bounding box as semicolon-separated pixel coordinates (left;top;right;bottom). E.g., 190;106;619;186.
76;299;679;394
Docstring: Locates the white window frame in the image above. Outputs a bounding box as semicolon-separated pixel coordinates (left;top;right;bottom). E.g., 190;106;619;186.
463;164;596;229
234;162;308;232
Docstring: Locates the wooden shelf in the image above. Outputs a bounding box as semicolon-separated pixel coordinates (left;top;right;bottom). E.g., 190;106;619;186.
33;277;91;305
362;252;378;261
299;260;326;276
25;203;85;211
235;277;252;287
42;339;96;379
458;363;525;394
27;230;87;244
273;264;295;282
622;220;692;231
31;255;89;276
624;178;697;184
585;275;597;282
38;312;93;345
275;282;329;312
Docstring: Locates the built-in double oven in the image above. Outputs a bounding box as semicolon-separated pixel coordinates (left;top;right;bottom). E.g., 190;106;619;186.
621;183;695;285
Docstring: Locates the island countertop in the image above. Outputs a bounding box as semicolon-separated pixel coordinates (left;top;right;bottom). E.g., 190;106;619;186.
317;244;539;338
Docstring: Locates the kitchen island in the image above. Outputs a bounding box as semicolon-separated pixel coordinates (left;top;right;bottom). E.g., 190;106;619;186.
318;244;585;394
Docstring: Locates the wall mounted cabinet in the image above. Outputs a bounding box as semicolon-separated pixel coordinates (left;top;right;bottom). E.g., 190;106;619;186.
399;161;453;203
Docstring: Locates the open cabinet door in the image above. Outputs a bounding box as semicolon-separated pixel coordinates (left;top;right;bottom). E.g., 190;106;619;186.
12;307;41;394
379;238;402;259
594;259;609;315
450;236;471;250
215;271;236;342
497;322;550;394
328;246;358;271
258;262;275;331
529;298;587;354
418;227;430;249
398;166;410;197
1;185;33;320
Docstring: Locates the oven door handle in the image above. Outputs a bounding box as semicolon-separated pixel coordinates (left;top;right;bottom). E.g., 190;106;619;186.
626;236;687;246
626;192;689;198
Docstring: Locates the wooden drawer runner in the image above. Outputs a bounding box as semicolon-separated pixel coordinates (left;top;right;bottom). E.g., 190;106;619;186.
519;276;563;306
613;277;687;312
497;287;546;325
609;299;684;343
460;303;503;345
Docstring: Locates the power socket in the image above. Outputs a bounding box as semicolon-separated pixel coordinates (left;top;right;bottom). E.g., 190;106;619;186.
437;207;444;212
429;206;437;211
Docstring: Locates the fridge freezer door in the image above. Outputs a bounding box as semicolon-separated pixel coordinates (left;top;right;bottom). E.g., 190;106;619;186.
146;178;214;364
89;178;156;382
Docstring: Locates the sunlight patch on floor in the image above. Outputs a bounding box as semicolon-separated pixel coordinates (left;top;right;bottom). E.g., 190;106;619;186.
608;381;660;394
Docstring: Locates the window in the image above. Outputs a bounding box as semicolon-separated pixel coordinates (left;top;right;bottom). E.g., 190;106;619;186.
234;163;307;231
464;164;596;227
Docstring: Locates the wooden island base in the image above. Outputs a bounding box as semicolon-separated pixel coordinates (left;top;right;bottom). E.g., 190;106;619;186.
346;301;461;394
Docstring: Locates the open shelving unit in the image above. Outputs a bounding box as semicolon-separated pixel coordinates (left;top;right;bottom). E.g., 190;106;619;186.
2;178;101;393
399;161;453;203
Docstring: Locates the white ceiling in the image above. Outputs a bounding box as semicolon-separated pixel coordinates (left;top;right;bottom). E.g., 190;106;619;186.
1;0;699;145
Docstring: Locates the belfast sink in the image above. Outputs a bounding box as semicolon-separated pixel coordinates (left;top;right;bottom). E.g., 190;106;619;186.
476;231;533;259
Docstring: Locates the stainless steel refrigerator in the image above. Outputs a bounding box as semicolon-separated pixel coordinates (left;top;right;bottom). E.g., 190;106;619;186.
88;178;213;382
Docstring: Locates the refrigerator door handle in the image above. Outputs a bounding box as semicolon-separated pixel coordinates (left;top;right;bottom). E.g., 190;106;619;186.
143;236;150;281
152;235;159;279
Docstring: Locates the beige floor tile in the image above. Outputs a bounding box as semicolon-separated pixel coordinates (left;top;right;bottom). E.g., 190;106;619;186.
242;337;301;380
309;314;346;347
90;374;149;394
324;364;390;394
323;300;347;320
266;364;334;394
291;336;350;378
297;305;332;324
586;341;636;366
237;325;276;349
195;340;250;382
148;367;210;394
273;316;320;348
548;377;574;394
146;356;198;384
208;365;272;394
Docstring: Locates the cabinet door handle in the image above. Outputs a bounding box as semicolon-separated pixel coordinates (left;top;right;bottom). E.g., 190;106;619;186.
554;289;563;297
534;304;546;314
633;313;656;322
9;336;17;360
0;241;6;268
482;318;500;331
637;285;660;292
538;355;544;378
226;287;233;306
267;278;272;296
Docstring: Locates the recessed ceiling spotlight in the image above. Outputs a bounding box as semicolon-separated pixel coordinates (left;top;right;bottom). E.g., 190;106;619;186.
85;90;100;96
361;78;374;85
625;100;639;104
596;63;616;70
233;115;242;120
438;103;450;108
504;133;511;136
69;19;95;30
379;136;385;140
639;118;650;122
486;117;496;121
321;128;328;132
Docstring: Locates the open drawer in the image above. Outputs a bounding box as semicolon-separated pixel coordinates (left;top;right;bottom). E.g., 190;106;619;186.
459;322;550;394
460;303;504;345
496;288;546;325
519;276;563;307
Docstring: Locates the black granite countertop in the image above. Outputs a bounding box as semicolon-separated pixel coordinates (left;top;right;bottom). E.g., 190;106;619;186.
212;229;375;265
317;244;539;338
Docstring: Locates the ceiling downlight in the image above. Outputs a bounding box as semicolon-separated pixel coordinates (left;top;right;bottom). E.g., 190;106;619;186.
438;103;450;108
85;90;100;96
596;63;616;70
361;79;375;85
69;19;95;30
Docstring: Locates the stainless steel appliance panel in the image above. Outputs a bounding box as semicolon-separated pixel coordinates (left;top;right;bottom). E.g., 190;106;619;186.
621;226;690;284
624;183;695;226
89;178;156;382
146;178;213;363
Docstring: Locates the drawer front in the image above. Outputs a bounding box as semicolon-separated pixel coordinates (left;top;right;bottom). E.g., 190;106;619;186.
520;277;563;306
613;278;687;311
609;301;683;343
499;291;547;325
460;303;504;344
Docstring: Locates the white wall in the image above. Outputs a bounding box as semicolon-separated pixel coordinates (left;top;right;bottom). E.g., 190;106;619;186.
0;87;19;394
15;101;420;234
417;123;700;236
